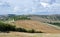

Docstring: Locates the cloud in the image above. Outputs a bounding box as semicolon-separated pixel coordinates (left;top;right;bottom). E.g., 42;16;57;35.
47;3;60;12
40;2;51;8
0;2;3;5
0;1;13;14
13;6;20;12
0;0;60;15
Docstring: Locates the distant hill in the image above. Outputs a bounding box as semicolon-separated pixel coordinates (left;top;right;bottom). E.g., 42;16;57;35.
0;14;60;23
0;14;30;21
27;14;60;23
0;14;60;33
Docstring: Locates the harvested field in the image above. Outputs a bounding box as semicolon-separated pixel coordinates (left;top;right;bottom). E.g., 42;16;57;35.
0;32;60;37
10;20;60;33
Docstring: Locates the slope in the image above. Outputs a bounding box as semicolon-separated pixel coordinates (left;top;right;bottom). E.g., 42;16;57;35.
11;20;60;33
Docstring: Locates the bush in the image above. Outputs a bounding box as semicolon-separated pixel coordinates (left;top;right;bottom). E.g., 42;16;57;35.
16;28;36;33
16;28;27;32
27;29;43;33
0;22;16;32
49;22;60;26
36;31;43;33
27;29;35;33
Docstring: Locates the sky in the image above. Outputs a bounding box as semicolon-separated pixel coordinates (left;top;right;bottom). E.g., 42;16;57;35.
0;0;60;15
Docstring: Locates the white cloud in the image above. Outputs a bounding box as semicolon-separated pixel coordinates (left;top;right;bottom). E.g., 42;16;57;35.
40;2;51;8
0;0;60;15
13;6;19;12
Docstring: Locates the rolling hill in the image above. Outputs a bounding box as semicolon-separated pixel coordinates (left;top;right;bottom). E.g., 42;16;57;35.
28;15;60;23
0;14;60;37
10;20;60;33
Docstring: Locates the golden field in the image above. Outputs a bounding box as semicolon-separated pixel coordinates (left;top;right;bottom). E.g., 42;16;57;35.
10;20;60;33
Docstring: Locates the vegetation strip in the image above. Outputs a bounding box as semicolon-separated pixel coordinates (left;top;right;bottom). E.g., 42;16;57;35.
0;22;43;33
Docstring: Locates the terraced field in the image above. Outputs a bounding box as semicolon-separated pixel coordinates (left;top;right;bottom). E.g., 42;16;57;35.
10;20;60;33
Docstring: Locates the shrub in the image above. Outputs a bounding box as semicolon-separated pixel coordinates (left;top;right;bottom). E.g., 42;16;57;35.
16;28;27;32
49;22;60;26
27;29;35;33
0;22;16;32
26;29;43;33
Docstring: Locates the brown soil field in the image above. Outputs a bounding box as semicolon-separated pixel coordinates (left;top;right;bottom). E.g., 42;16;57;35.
11;20;60;33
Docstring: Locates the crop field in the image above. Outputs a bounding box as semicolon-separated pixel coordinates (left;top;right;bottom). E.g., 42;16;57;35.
0;20;60;37
10;20;60;33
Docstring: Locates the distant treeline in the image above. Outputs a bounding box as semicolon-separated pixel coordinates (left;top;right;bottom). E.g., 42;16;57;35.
0;14;31;21
49;22;60;26
8;15;31;20
0;22;43;33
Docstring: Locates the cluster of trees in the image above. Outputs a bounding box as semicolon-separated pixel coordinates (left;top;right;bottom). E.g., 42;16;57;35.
13;16;31;21
7;14;31;21
49;22;60;26
0;22;16;32
0;22;43;33
0;14;31;22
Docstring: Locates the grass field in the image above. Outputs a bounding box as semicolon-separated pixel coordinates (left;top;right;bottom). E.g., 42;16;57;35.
0;32;60;37
10;20;60;33
0;20;60;37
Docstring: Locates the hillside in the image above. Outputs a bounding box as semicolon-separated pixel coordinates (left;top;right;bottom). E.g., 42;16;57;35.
0;14;60;23
0;14;60;37
27;15;60;27
10;20;60;33
28;15;60;23
0;14;60;27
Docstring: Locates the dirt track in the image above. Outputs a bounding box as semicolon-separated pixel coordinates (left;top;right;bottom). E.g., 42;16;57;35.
11;20;60;33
